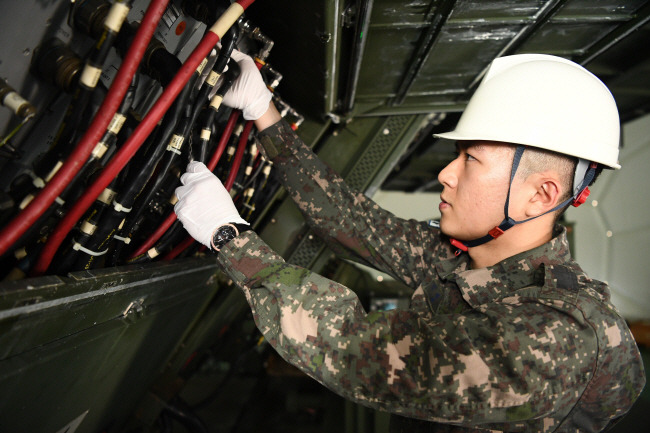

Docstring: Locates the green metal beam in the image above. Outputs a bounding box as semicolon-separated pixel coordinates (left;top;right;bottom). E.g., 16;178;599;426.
392;0;459;106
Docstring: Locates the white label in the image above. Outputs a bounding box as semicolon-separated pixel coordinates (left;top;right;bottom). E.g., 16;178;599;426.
91;141;109;159
105;2;130;33
209;95;224;110
80;64;102;88
80;221;97;235
3;92;27;114
98;188;116;205
209;3;245;38
206;71;220;87
107;113;126;135
166;134;184;154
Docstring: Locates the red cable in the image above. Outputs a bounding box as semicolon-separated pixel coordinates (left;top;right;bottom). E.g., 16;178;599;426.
130;109;241;258
32;0;254;275
208;109;240;171
0;0;169;258
162;236;195;261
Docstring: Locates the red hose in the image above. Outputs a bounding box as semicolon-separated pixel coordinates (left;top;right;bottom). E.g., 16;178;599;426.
208;109;240;171
130;109;242;259
0;0;169;258
32;0;255;275
162;236;196;261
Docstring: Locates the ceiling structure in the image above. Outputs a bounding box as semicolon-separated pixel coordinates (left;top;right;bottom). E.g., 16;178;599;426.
247;0;650;192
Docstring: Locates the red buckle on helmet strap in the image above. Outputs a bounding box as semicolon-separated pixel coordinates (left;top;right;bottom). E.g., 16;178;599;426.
450;238;468;255
572;187;591;207
488;227;505;239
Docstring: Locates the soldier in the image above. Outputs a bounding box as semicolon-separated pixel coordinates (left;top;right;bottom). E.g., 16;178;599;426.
174;51;645;432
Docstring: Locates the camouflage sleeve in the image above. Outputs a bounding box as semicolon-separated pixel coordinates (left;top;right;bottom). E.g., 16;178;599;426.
257;119;454;287
218;231;596;427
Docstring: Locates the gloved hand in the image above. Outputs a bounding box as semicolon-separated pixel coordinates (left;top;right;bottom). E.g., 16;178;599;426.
222;49;273;120
174;161;248;249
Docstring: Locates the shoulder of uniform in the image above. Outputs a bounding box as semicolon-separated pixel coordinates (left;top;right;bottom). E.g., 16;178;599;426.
541;263;617;314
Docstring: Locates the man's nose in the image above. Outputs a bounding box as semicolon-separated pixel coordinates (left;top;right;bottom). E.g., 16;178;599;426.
438;157;460;189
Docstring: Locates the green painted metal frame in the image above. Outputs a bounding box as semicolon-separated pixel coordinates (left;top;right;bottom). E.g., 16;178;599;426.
0;257;221;433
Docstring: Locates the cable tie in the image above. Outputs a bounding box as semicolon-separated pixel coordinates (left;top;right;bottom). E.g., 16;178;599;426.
72;240;108;257
113;234;131;244
113;201;132;213
166;134;184;154
32;177;45;188
55;196;65;206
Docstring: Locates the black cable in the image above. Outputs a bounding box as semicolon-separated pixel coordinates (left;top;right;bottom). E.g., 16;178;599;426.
33;0;134;183
8;74;138;261
197;61;240;162
111;28;241;264
67;69;197;272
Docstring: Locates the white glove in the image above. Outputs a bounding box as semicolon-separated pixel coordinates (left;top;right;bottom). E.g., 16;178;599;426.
174;161;248;249
222;49;273;120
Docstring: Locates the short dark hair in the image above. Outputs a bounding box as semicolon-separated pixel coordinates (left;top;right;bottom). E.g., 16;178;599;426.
517;147;577;222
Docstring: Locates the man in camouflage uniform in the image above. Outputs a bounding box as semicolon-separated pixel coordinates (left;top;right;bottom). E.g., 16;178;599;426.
174;51;645;432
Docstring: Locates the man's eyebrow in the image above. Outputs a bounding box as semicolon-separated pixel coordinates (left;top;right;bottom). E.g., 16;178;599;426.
457;141;486;152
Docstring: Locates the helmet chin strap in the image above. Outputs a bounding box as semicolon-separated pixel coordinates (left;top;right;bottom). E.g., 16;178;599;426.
450;146;597;255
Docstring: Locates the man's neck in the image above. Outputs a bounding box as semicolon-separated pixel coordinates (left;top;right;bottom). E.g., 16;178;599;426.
467;223;554;269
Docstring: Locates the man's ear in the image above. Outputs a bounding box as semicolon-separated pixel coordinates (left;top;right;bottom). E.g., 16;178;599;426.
525;172;562;217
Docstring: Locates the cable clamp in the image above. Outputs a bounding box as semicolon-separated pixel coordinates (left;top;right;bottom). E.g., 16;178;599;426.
72;240;108;257
113;201;132;213
113;235;131;244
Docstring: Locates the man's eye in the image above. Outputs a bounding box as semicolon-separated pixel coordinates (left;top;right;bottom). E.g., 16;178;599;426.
465;153;476;161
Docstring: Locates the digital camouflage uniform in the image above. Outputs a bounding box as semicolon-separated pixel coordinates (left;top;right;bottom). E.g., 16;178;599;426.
217;119;645;432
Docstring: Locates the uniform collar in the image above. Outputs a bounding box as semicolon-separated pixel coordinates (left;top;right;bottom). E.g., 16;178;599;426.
435;225;572;307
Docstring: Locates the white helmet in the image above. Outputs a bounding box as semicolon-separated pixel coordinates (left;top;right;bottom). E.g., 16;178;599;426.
435;54;621;169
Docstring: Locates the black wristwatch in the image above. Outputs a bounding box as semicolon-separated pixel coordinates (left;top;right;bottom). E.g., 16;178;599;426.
210;223;251;252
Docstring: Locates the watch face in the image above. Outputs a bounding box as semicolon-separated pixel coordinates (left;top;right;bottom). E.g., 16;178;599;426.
212;224;238;251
